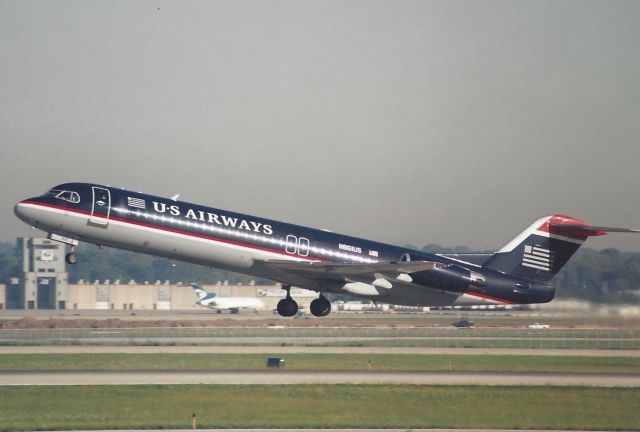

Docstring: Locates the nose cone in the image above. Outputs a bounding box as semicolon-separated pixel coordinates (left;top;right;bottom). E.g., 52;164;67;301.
14;199;35;225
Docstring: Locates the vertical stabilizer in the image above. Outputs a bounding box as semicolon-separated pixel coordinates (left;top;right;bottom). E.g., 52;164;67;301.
190;283;214;301
482;214;605;283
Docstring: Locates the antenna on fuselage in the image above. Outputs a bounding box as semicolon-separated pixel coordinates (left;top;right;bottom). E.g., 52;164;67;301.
171;194;180;201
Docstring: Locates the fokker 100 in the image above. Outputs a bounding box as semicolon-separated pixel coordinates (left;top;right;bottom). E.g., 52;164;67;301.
14;183;639;317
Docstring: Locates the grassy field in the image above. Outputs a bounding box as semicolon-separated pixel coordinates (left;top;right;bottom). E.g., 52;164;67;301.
0;385;638;430
3;310;640;329
0;352;639;373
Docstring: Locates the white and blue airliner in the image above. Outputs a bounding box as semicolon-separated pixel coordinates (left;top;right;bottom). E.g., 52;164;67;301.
14;183;638;317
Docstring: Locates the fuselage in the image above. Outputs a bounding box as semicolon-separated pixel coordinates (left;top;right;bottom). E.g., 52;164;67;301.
14;182;555;308
198;296;265;311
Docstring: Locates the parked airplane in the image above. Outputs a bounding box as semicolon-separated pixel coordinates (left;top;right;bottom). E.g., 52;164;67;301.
190;283;264;313
14;183;639;317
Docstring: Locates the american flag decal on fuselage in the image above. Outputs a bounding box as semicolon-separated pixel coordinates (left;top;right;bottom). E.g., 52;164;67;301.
127;197;146;210
522;245;553;272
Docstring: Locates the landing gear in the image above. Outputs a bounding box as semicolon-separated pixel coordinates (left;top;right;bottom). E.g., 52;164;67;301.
276;285;299;317
277;298;299;317
310;295;331;317
65;247;79;265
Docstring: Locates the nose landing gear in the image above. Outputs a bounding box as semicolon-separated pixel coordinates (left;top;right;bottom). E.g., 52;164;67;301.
65;247;79;265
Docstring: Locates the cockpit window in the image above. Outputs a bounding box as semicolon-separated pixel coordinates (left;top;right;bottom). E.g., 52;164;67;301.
48;189;81;204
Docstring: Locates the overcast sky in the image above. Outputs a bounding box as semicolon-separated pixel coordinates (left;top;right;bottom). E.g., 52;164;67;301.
1;0;639;252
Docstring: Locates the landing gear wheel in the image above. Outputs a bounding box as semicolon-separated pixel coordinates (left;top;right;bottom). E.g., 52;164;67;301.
310;295;331;317
277;298;299;317
277;284;299;317
65;252;79;265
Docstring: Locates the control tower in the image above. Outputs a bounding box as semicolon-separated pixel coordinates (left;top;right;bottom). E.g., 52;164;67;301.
11;238;69;309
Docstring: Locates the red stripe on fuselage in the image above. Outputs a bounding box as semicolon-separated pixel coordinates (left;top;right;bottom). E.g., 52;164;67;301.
21;200;327;262
465;291;515;304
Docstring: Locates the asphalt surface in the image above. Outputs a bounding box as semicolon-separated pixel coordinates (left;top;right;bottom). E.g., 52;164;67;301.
31;430;616;432
1;370;638;386
2;345;639;356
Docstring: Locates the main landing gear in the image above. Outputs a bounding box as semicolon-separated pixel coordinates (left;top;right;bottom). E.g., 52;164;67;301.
65;246;79;265
277;285;298;317
276;285;332;317
310;294;331;317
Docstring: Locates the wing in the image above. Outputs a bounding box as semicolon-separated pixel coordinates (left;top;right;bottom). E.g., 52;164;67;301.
263;259;438;282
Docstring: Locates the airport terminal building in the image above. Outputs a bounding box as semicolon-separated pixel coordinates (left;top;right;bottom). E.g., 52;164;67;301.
0;237;316;311
63;280;314;311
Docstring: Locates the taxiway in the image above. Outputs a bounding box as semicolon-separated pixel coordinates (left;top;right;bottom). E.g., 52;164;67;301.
1;370;638;386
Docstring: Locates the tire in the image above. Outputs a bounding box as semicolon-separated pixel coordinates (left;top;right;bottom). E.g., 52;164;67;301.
276;298;298;317
310;297;331;317
65;253;78;265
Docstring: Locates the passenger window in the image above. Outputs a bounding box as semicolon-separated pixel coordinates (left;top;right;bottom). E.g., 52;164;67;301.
298;238;310;257
285;235;297;254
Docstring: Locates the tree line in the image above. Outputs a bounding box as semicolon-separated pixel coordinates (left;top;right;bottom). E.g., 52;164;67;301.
0;241;638;303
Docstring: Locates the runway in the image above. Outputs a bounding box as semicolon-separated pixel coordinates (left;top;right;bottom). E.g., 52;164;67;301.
1;370;638;386
2;345;639;356
28;430;616;432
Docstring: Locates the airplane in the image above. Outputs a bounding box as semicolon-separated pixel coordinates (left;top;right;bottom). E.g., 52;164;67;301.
14;182;639;317
190;283;264;313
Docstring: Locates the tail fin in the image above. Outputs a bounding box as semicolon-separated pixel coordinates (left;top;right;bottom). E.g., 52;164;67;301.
483;214;638;283
190;283;213;301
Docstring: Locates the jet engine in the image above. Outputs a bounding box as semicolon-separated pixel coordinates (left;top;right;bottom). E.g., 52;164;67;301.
411;263;484;293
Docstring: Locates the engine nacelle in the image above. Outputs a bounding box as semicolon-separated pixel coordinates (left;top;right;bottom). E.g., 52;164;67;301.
412;264;482;293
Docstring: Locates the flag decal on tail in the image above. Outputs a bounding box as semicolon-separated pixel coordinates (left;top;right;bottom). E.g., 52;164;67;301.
522;245;553;272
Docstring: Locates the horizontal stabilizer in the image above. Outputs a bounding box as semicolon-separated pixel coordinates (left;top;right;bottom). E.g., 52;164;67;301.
543;214;640;241
549;223;640;237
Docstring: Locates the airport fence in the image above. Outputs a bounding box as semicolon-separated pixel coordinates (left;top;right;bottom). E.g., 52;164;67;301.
0;327;639;349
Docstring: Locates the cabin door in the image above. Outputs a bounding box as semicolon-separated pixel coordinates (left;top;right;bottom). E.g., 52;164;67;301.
90;186;111;226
